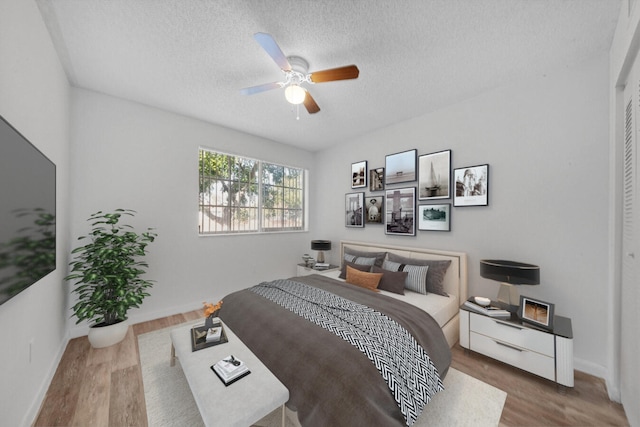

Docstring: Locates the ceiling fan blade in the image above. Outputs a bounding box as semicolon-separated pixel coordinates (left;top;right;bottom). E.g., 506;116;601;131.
253;32;292;72
309;65;359;83
303;92;320;114
240;81;283;96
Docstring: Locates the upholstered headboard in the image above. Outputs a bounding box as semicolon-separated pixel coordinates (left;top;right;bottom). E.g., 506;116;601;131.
340;240;468;308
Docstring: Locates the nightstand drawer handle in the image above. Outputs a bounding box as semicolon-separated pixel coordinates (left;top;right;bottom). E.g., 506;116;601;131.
493;320;525;330
494;340;523;352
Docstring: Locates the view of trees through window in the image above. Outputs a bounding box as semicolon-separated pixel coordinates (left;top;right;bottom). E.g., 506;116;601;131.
198;148;305;234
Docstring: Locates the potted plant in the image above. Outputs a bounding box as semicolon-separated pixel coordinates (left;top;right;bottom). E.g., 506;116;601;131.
66;209;157;348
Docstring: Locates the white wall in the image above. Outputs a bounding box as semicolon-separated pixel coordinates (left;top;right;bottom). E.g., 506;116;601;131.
316;55;612;381
0;1;70;426
69;88;316;336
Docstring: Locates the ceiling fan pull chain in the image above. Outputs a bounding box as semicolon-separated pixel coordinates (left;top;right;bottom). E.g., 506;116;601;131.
296;104;300;121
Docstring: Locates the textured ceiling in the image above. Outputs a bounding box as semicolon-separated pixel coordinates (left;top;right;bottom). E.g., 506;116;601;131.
36;0;620;151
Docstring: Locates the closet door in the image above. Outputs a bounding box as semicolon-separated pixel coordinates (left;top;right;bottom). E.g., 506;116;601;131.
621;58;639;424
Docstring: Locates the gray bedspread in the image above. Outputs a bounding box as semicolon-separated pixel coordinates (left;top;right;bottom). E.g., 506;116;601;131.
217;274;451;427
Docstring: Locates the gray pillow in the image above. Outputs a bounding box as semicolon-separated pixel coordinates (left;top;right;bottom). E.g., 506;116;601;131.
339;261;372;279
371;266;406;295
382;260;429;294
343;248;387;267
387;253;451;296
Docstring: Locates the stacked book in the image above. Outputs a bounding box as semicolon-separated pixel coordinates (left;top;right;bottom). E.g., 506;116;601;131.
463;298;510;318
211;355;251;386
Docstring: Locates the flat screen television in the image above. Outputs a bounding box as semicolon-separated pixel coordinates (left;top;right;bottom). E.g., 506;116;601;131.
0;115;56;305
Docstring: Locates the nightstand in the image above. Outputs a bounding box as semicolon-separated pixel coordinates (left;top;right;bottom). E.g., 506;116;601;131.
296;263;340;276
459;304;574;387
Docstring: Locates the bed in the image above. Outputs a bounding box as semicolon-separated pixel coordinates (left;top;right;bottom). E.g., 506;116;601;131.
217;240;468;426
332;240;468;348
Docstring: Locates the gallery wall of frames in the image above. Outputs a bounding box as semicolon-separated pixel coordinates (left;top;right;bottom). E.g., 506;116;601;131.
346;149;489;236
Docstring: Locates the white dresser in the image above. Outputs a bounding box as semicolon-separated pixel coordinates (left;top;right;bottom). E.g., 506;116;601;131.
459;307;574;387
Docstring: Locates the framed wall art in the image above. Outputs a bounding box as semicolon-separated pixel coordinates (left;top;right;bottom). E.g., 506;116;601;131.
518;296;555;331
365;196;383;224
351;160;367;188
384;187;415;236
385;149;416;185
453;164;489;207
419;149;451;200
345;192;364;227
418;204;451;231
369;167;385;192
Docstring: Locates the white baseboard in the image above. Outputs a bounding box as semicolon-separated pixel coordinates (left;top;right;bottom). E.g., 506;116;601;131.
67;300;204;339
573;357;621;402
22;337;68;427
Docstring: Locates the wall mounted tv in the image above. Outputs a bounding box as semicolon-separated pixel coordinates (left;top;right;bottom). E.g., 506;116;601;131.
0;115;56;305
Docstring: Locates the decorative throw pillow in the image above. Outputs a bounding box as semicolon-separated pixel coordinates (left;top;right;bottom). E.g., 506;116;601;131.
343;248;387;267
387;253;452;297
339;261;372;279
345;265;383;292
382;260;429;295
371;266;407;295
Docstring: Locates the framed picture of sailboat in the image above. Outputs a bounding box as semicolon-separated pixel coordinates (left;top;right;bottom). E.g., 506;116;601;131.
418;150;451;200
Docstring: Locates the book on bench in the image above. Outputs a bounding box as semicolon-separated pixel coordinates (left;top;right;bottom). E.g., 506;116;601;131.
211;355;251;386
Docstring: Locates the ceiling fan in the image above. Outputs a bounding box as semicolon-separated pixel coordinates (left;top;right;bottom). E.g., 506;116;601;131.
240;32;360;114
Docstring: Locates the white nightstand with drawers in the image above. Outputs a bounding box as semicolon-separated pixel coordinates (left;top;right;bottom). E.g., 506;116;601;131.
459;304;574;387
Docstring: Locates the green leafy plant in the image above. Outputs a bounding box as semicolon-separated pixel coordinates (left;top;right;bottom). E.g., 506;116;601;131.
66;209;157;326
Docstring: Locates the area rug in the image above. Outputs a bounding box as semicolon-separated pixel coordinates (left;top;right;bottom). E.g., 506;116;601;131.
139;325;506;427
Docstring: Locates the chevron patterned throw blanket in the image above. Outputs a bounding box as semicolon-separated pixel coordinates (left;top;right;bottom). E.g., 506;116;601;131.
252;279;444;426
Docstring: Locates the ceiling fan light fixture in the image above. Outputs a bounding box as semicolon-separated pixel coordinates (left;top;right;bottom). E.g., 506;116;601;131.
284;84;306;105
240;33;358;115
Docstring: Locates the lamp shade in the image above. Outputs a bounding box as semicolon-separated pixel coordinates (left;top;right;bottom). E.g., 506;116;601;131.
480;260;540;285
311;240;332;251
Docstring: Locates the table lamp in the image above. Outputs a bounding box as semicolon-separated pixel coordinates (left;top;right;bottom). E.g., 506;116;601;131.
311;240;331;264
480;259;540;311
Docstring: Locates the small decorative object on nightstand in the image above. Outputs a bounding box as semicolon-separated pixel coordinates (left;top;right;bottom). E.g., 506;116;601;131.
296;263;340;277
474;296;491;306
518;295;555;331
302;253;314;267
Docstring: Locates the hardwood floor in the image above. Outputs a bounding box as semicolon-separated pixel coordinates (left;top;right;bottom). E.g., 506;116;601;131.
34;311;629;426
451;346;628;427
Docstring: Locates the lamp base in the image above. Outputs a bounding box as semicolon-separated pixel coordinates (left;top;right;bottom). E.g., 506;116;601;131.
316;251;325;263
497;282;520;312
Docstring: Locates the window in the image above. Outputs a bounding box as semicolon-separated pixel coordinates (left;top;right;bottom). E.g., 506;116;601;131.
198;148;306;235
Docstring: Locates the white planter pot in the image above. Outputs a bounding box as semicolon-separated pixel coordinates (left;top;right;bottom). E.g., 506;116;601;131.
88;319;129;348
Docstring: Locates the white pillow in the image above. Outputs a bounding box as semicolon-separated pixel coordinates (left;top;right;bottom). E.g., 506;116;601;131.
382;260;429;295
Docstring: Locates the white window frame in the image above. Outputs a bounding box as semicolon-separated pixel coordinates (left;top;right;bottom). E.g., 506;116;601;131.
198;147;308;235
